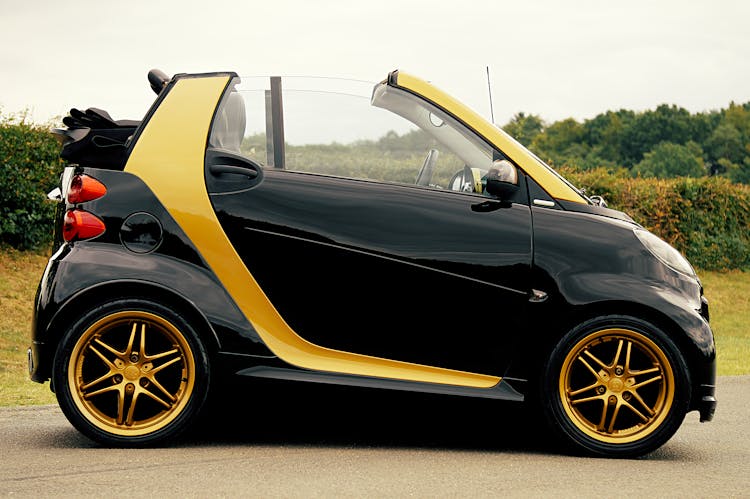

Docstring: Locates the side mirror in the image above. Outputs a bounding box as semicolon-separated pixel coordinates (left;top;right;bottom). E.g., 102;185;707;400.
485;160;519;199
590;195;608;208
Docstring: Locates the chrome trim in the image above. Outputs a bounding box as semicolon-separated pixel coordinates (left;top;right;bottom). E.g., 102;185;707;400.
27;347;34;375
533;199;556;208
61;166;75;200
529;289;549;303
47;187;62;202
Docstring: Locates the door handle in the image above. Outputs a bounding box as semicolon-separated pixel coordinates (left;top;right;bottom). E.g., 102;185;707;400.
209;164;258;179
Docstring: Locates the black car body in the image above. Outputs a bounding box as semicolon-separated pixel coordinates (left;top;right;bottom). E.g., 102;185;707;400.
30;69;716;457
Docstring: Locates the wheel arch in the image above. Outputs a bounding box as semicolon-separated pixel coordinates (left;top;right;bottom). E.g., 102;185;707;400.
518;299;699;398
41;279;220;384
568;301;702;396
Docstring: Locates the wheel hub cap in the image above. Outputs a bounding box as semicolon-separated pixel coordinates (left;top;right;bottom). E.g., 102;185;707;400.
608;378;624;392
124;365;140;381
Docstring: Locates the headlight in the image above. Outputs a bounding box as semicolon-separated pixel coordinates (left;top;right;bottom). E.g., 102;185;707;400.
634;229;696;277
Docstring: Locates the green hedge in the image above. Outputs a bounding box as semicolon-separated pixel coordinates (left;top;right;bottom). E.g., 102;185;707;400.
560;167;750;270
0;114;64;249
1;113;748;270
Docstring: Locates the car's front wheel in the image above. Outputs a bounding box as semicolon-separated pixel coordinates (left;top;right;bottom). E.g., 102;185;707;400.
53;299;210;446
542;316;690;458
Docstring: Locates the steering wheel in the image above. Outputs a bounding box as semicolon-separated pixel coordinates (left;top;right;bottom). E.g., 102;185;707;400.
448;165;477;192
415;149;439;186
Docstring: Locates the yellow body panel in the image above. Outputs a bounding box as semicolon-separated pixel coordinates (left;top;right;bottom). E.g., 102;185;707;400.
125;75;500;389
393;72;587;204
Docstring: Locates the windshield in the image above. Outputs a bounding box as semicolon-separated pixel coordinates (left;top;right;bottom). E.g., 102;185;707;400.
370;84;503;187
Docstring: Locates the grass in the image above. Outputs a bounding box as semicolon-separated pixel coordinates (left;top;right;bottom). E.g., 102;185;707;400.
698;270;750;375
0;249;56;406
0;250;747;406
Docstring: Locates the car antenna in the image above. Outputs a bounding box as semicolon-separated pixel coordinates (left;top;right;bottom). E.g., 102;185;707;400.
486;65;496;124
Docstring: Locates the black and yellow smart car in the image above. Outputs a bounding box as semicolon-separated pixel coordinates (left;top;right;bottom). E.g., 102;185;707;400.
30;69;716;457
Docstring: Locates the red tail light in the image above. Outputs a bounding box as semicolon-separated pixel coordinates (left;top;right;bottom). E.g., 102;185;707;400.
63;210;106;242
67;174;107;204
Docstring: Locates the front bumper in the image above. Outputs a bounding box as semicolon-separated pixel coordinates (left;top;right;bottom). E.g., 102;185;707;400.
697;382;717;422
694;296;716;422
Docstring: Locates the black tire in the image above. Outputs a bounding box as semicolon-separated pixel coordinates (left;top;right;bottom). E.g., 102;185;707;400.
541;315;690;458
52;299;210;446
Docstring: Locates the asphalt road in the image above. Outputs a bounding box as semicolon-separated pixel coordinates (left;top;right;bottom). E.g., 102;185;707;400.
1;376;748;497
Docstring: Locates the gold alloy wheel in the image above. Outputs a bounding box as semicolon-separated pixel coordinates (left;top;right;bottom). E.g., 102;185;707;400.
67;311;196;437
558;328;675;444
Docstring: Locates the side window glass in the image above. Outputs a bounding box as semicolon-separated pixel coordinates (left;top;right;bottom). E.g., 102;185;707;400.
212;76;506;196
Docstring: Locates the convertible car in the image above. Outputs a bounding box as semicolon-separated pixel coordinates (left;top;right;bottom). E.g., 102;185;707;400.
30;69;716;457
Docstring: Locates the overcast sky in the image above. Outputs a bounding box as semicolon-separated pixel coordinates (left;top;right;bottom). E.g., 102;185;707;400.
2;0;749;137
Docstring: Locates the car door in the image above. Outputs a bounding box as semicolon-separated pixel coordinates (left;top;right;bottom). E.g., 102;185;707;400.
206;155;532;377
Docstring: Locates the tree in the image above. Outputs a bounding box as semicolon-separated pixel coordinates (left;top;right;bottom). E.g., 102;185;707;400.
583;109;635;164
531;118;585;158
725;157;750;184
705;123;744;167
502;112;544;146
703;104;750;177
620;105;697;167
723;102;750;139
632;141;706;178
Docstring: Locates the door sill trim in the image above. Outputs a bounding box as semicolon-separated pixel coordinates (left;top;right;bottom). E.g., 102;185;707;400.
237;365;524;402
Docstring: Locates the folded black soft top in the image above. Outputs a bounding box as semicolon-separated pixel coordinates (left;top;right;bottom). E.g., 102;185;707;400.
52;107;140;170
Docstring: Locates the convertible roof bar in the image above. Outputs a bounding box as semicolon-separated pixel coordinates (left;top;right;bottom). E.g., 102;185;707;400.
264;76;286;169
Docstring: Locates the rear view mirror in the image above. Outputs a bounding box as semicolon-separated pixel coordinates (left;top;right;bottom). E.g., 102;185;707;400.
485;160;519;199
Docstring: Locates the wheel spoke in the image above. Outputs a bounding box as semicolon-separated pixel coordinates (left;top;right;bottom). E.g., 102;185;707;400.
630;366;660;376
87;345;118;371
583;349;608;370
139;323;147;357
141;385;173;409
596;400;609;431
146;347;180;362
80;370;116;391
577;355;601;378
632;374;663;390
83;383;120;399
148;377;178;403
568;381;600;398
624;341;633;372
627;390;656;417
622;399;650;423
116;387;126;425
571;394;605;406
149;355;182;375
610;339;624;368
125;323;138;357
607;401;623;433
125;391;140;426
93;337;125;358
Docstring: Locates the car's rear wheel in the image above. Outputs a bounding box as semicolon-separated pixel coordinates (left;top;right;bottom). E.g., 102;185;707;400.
53;299;209;446
542;316;690;458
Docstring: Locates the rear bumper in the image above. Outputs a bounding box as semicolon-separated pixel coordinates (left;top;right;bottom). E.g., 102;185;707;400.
28;342;47;383
29;247;61;384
